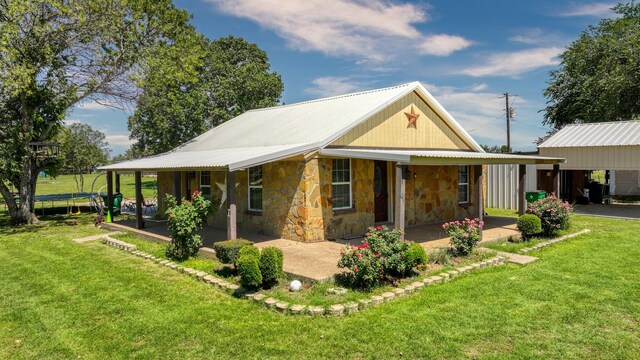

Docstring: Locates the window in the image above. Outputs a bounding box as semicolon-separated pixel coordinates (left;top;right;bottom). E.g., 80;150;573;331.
458;166;469;203
248;166;263;211
199;171;211;196
332;159;352;210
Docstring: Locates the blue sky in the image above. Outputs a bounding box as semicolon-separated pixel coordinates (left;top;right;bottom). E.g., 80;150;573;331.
69;0;619;156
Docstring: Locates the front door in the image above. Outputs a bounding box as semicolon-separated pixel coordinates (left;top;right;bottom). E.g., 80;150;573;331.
374;161;388;222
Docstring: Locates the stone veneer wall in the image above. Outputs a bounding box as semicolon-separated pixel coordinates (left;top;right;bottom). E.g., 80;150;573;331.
156;171;173;215
405;165;477;226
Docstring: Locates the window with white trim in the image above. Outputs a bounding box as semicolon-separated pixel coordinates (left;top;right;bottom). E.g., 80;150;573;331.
199;171;211;196
458;166;469;204
332;159;352;210
248;166;263;211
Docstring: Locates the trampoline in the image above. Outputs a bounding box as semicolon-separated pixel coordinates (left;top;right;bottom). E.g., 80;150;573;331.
32;192;95;215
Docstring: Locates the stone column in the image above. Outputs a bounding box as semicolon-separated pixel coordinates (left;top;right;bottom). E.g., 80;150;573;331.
518;164;527;215
553;164;560;196
135;171;144;229
227;170;237;240
394;164;406;238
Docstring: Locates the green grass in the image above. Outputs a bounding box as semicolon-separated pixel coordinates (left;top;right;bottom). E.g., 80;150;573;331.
485;207;519;218
2;213;640;358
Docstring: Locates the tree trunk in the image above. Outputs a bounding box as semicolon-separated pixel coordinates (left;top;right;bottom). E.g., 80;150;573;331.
1;158;40;225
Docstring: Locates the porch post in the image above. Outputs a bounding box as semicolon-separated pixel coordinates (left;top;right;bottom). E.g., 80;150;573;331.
394;164;406;238
135;171;144;229
474;165;484;223
173;171;182;203
518;164;527;215
552;164;560;196
115;173;121;193
106;171;114;222
226;170;237;240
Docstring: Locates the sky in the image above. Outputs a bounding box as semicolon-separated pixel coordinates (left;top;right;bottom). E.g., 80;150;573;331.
68;0;619;156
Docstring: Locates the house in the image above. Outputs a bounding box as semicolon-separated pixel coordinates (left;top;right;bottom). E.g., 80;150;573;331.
100;82;563;242
538;121;640;201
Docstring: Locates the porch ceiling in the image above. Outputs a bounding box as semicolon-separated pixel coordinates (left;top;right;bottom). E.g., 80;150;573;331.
320;148;565;165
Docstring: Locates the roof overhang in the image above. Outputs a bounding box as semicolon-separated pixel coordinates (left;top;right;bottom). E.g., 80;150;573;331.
320;148;565;165
98;144;316;172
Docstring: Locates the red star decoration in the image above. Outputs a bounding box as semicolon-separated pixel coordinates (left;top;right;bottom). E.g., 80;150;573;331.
404;105;420;129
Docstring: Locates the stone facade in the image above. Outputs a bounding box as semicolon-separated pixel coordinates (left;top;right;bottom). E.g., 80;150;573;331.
154;161;477;242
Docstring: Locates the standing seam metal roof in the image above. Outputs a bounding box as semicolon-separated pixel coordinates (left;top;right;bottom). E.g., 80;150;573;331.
539;120;640;148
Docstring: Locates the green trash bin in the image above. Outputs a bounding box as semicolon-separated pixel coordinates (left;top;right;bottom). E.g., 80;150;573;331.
101;192;123;215
525;190;546;203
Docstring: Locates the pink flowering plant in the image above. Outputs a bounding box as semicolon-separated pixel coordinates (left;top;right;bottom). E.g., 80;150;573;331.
526;193;572;236
164;190;217;260
442;218;484;256
338;225;423;289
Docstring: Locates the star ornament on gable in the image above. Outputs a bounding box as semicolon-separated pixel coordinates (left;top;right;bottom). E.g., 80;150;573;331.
404;105;420;129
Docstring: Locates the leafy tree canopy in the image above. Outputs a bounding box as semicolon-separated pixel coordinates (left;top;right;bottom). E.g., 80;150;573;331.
128;35;284;155
481;144;511;153
544;2;640;128
0;0;198;224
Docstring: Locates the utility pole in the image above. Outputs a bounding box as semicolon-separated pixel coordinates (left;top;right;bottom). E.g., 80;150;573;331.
499;92;514;152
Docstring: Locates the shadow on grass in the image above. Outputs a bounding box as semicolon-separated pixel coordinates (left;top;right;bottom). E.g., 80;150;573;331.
0;212;95;237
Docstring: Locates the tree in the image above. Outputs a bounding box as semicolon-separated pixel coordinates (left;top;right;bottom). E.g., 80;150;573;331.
0;0;199;225
481;144;511;153
544;2;640;128
128;36;284;155
59;123;110;193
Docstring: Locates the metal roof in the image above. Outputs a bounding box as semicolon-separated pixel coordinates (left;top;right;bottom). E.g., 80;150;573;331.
100;81;487;171
320;149;564;165
539;120;640;148
100;144;309;172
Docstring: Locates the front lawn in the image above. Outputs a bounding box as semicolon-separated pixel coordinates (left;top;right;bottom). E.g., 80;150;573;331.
1;213;640;358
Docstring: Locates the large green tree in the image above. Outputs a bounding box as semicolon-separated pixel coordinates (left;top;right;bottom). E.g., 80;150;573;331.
0;0;199;225
544;2;640;128
59;123;110;193
128;36;284;155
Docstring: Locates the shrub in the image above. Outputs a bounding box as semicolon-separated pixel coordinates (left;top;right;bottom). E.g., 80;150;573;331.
427;247;453;265
516;214;542;239
239;245;260;259
259;247;283;287
526;193;572;236
405;243;427;268
442;218;484;256
164;191;215;260
338;225;416;289
237;254;262;288
213;239;253;265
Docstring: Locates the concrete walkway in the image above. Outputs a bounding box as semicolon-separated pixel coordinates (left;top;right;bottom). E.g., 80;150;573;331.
492;250;538;265
573;204;640;220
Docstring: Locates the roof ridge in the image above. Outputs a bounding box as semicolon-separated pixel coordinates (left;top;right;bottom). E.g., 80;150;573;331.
563;120;640;127
246;81;419;113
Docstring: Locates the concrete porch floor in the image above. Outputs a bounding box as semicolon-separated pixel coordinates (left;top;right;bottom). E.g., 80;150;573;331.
108;216;519;281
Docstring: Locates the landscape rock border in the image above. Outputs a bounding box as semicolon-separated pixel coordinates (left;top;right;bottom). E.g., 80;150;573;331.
101;238;507;316
519;229;591;254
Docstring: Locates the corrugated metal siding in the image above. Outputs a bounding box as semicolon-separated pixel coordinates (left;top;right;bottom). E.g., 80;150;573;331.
539;146;640;170
486;164;537;210
539;120;640;148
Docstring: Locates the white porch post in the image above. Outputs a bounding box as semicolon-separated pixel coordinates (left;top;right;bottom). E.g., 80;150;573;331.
394;164;406;238
226;170;237;240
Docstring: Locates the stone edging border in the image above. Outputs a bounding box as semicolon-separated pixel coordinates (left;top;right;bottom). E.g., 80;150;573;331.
518;229;591;254
101;237;507;316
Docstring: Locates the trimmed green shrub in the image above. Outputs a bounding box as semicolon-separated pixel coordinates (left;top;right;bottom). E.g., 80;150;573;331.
428;247;453;266
405;243;427;268
237;254;262;288
239;245;260;259
213;239;253;265
516;214;542;239
527;194;572;236
259;247;283;287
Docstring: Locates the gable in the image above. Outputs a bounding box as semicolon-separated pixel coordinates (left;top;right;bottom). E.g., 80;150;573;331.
329;91;473;150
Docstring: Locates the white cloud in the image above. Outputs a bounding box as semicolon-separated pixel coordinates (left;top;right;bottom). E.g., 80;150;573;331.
206;0;472;62
105;134;135;147
558;2;615;17
470;83;488;92
305;77;367;98
508;28;569;46
63;118;82;126
459;47;563;77
75;99;119;111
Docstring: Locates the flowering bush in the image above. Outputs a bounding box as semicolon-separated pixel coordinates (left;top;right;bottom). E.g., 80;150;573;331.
164;190;216;260
526;193;572;236
338;225;418;289
442;218;484;256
